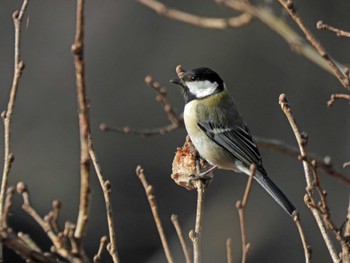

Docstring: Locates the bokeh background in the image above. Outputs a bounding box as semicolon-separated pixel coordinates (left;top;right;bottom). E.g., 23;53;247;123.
0;0;350;262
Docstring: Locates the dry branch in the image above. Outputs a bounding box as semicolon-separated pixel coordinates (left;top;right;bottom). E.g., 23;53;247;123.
293;212;311;263
171;214;191;263
72;0;92;241
255;136;350;186
89;144;120;263
101;75;183;136
236;164;255;263
136;166;174;263
190;180;206;263
317;21;350;38
277;0;350;90
327;94;350;107
16;182;86;263
0;0;29;229
138;0;252;29
93;236;108;263
279;94;340;263
226;238;233;263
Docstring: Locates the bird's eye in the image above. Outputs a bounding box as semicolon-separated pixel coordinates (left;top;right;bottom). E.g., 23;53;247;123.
191;76;195;81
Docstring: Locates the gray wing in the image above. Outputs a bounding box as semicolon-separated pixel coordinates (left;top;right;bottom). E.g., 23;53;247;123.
197;121;264;171
198;120;296;216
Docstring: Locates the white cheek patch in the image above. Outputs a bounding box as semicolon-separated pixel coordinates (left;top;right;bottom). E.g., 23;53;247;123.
186;80;218;98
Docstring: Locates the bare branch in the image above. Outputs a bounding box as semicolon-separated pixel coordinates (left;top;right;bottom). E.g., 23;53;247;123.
190;180;206;263
101;75;183;136
317;21;350;38
255;136;350;186
308;161;349;259
235;164;255;263
171;214;191;263
0;229;57;263
71;0;91;240
100;121;182;137
293;212;311;263
277;0;350;90
93;236;108;263
0;0;29;232
327;93;350;107
145;75;182;125
17;182;86;262
138;0;252;29
2;186;15;229
89;144;120;263
217;0;331;73
279;93;340;263
136;166;174;263
226;238;233;263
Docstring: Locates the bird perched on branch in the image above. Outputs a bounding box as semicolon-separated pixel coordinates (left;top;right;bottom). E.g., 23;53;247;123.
170;65;295;216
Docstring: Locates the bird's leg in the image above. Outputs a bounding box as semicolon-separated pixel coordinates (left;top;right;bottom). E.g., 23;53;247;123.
190;164;218;183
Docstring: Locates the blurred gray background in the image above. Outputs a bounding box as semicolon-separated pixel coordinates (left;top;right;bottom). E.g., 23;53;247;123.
0;0;349;262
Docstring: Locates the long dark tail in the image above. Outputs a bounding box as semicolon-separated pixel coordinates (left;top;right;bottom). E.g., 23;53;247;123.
254;170;296;216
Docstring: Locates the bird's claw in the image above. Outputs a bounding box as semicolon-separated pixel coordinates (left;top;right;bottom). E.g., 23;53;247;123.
189;165;217;184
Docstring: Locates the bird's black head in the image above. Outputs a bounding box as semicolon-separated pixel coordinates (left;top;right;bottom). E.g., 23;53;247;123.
170;65;225;103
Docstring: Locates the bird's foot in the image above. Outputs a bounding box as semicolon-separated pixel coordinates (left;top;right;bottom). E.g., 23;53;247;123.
189;165;218;183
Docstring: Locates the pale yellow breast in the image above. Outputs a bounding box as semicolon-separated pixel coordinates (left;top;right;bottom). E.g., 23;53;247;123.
183;100;237;171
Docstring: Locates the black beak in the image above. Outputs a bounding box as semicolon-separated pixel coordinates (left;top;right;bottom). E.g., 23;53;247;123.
170;77;183;85
170;65;187;87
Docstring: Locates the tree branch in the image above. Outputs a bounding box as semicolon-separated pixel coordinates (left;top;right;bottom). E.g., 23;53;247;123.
277;0;350;90
89;144;120;263
279;93;340;263
327;93;350;107
138;0;252;29
236;164;255;263
136;166;174;263
293;212;311;263
0;0;29;230
255;136;350;186
317;21;350;38
72;0;91;241
171;214;191;263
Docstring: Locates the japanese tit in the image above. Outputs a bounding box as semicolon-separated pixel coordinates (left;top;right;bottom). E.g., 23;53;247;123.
170;65;295;216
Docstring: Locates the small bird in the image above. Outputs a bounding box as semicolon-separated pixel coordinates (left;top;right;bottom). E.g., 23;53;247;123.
170;65;295;216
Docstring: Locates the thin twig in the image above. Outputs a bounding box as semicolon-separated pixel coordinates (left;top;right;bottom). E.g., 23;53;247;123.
138;0;252;29
236;164;255;263
190;180;206;263
277;0;350;90
171;214;191;263
327;93;350;107
293;212;311;263
0;229;57;263
145;75;182;125
255;136;350;186
17;232;41;253
100;121;182;137
89;144;120;263
344;197;350;238
317;21;350;38
217;0;331;73
2;186;15;229
136;166;174;263
46;200;62;234
279;93;340;263
16;182;84;263
309;161;350;260
93;236;108;263
0;0;29;230
72;0;91;240
226;238;233;263
101;75;184;136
